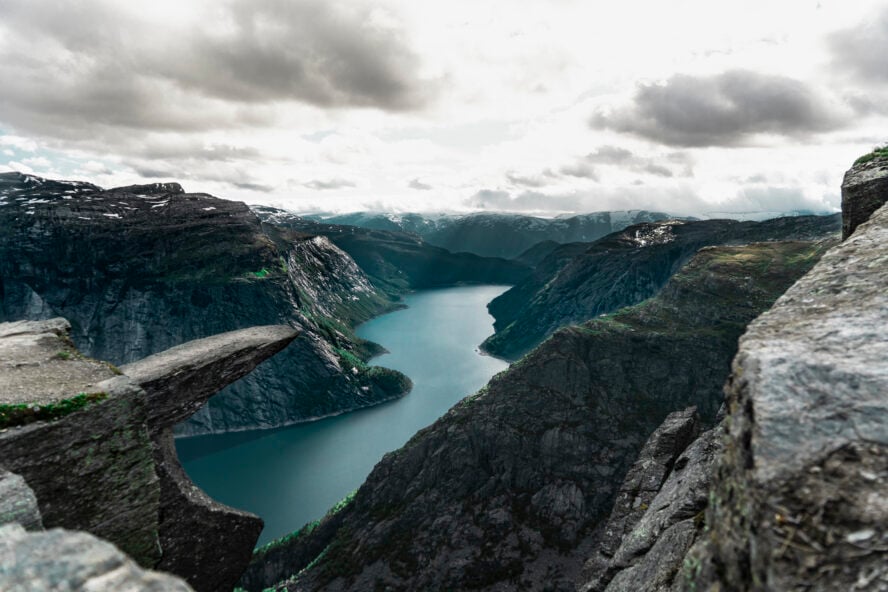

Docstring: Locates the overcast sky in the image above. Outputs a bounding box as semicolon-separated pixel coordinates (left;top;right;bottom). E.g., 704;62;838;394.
0;0;885;216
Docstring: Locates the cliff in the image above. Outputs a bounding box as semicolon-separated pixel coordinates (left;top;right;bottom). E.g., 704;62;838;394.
253;206;531;295
578;154;888;592
0;317;298;591
482;214;841;359
0;173;410;435
242;236;831;591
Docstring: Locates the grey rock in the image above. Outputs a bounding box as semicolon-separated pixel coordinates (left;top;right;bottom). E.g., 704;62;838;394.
841;154;888;238
0;317;301;588
0;172;409;436
696;197;888;587
0;317;117;404
270;240;827;592
0;523;194;591
604;519;697;592
0;376;161;567
120;324;299;430
581;408;702;591
0;469;42;531
152;430;263;592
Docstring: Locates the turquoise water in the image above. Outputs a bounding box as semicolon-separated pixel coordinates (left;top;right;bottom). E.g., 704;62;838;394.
176;285;510;546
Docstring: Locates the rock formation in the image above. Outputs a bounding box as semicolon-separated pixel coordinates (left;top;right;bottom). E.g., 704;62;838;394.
685;157;888;591
245;238;831;591
253;206;531;295
0;317;298;591
0;173;410;436
0;524;195;591
482;214;841;359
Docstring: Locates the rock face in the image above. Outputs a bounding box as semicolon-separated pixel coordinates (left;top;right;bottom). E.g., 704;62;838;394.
580;418;724;592
254;207;531;295
250;240;830;592
483;214;841;359
690;187;888;589
306;210;675;259
0;524;194;591
0;317;299;591
841;153;888;238
0;172;409;435
0;469;43;531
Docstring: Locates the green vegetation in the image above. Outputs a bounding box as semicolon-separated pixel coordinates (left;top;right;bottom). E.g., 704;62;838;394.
364;366;412;395
252;489;358;559
0;392;108;429
251;268;271;279
54;350;72;360
854;144;888;165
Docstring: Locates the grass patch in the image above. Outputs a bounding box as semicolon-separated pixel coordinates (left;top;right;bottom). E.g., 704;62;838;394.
252;489;358;559
854;144;888;165
0;392;108;429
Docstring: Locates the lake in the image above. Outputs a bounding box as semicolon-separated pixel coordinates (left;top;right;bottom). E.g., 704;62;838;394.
176;285;510;546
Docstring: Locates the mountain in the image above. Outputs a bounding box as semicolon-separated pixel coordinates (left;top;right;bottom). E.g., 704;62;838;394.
0;172;411;436
239;237;833;591
305;210;676;259
483;214;842;359
253;207;530;294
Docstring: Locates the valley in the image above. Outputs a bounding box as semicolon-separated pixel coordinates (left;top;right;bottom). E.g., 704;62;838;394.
177;285;508;546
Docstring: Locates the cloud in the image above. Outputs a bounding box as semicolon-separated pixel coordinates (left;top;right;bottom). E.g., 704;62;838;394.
830;7;888;83
558;145;693;180
506;172;549;188
0;0;431;140
593;70;845;146
304;178;356;190
408;178;432;190
559;161;598;179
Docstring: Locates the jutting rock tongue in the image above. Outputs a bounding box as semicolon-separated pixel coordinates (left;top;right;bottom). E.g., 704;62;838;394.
0;318;299;592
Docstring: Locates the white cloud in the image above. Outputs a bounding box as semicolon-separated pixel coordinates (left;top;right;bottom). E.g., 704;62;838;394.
0;0;883;215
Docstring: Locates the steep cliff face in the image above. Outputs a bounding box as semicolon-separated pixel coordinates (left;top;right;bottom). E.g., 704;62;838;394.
577;157;888;592
245;239;830;592
0;172;410;435
254;207;530;294
683;161;888;591
0;318;298;590
483;214;841;359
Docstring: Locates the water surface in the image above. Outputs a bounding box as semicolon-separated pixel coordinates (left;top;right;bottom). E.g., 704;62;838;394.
177;285;509;545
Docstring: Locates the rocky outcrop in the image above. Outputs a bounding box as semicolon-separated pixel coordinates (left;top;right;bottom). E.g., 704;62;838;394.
0;317;299;591
580;417;724;592
0;469;42;531
120;325;300;430
252;239;830;592
841;153;888;238
0;524;194;591
483;214;841;359
254;207;531;295
688;174;888;590
0;172;410;435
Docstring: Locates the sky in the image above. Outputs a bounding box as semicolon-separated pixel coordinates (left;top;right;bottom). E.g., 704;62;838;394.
0;0;885;217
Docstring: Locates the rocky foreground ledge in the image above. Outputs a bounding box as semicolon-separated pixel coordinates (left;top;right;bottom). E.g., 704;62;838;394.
0;319;298;591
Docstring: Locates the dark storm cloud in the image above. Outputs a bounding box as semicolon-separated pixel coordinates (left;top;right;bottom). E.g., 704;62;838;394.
0;0;431;139
304;178;356;190
408;178;433;190
593;70;843;146
830;7;888;83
